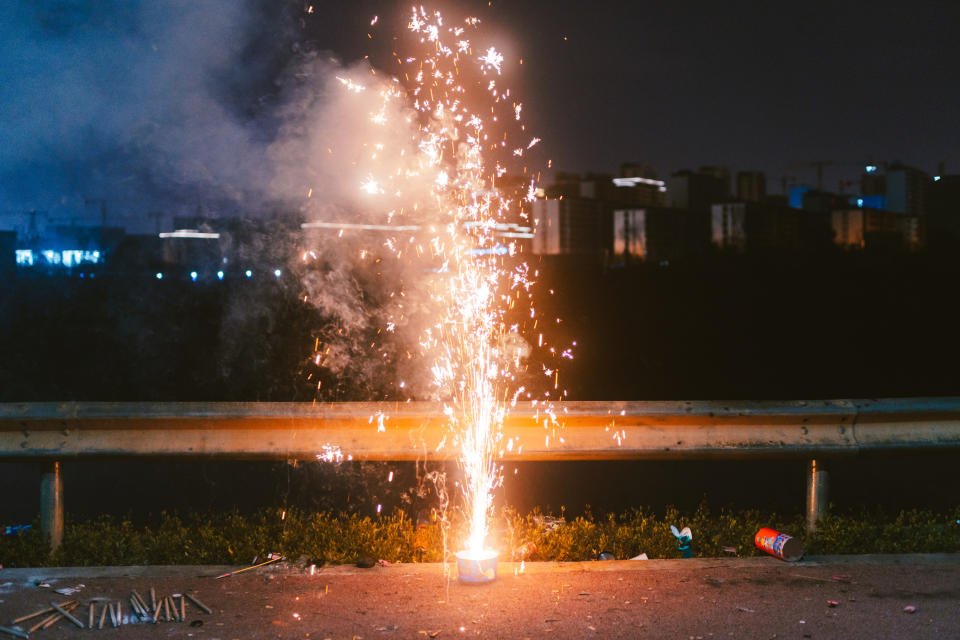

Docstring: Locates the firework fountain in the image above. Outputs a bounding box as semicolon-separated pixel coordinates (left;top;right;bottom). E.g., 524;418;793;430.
404;7;540;579
306;7;546;581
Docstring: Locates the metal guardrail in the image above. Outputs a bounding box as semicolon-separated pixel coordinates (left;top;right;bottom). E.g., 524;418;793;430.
3;398;960;549
3;398;960;460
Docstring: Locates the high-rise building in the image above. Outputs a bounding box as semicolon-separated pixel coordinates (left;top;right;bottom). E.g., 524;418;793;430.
612;207;709;263
668;170;728;213
736;171;767;202
711;202;830;252
832;208;920;251
926;175;960;247
619;162;660;180
861;164;886;196
531;197;606;255
698;166;732;198
885;163;929;216
610;176;668;207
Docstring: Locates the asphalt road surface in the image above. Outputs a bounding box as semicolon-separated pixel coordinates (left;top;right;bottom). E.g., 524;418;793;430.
1;555;958;639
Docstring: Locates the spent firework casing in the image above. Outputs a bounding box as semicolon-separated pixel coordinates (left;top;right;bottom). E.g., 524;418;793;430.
754;527;803;562
455;550;498;583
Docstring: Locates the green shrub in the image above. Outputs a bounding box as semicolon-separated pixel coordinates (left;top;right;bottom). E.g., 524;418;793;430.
1;505;957;567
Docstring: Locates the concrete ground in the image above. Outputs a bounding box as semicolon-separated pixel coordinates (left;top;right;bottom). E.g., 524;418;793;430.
1;555;958;639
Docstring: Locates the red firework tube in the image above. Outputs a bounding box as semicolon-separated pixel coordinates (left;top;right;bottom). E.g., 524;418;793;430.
754;527;804;562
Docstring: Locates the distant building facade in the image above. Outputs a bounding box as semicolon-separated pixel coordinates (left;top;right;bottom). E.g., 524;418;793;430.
927;175;960;247
15;224;124;271
612;207;710;263
532;198;606;255
832;208;921;251
712;202;831;252
736;171;767;203
885;164;929;216
668;170;729;213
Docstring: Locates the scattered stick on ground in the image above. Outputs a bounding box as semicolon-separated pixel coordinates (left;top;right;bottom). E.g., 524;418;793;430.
50;601;85;629
185;593;213;614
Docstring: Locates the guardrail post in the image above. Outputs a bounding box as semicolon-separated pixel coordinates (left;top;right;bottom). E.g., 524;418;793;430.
40;461;64;552
805;458;829;532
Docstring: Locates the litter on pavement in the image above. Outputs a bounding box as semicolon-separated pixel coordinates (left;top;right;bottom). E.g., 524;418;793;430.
670;525;693;558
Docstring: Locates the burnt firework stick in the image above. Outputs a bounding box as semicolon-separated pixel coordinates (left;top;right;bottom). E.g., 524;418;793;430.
36;601;77;631
185;593;213;614
89;602;95;628
132;593;147;616
0;626;30;640
45;602;79;629
29;612;60;634
150;587;157;611
180;595;186;621
152;600;162;624
99;603;107;630
13;600;77;625
108;602;117;628
50;601;85;629
117;600;123;625
12;601;75;625
132;590;150;615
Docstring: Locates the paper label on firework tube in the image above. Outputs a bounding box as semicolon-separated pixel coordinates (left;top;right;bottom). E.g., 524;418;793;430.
754;527;804;562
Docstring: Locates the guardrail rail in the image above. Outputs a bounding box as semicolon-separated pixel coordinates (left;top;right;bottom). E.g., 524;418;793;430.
3;398;960;549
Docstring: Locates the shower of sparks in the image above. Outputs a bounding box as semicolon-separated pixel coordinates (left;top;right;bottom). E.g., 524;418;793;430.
403;7;533;555
305;6;565;556
478;47;504;73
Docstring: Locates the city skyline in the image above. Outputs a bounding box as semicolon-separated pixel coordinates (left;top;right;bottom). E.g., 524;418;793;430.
2;1;959;232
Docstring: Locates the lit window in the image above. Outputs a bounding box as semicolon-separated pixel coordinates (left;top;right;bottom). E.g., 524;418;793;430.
62;250;82;267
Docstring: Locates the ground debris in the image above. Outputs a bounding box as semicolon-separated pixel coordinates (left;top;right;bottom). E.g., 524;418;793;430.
53;584;85;596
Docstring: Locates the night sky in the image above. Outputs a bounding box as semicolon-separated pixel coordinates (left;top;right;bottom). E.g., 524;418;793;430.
329;1;960;186
2;1;959;230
